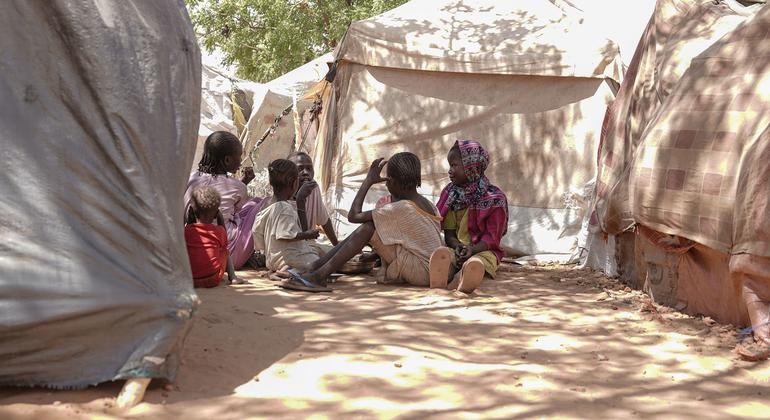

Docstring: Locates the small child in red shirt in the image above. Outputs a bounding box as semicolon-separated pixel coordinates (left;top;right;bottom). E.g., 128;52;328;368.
185;186;232;288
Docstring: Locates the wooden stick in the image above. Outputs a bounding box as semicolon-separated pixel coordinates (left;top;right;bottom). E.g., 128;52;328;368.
116;378;151;409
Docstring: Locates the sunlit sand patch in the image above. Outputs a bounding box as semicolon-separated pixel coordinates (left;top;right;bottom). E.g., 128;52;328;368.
235;347;542;404
680;356;733;373
529;334;584;351
724;401;770;418
744;364;770;383
434;306;524;323
641;338;692;358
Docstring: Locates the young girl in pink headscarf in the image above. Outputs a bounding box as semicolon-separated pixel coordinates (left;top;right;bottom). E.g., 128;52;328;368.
430;140;508;294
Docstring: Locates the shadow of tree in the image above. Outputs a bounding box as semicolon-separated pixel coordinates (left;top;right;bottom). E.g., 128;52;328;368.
2;265;767;418
318;2;620;256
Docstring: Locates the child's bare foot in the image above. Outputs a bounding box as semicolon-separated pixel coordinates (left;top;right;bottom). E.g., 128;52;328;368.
430;247;454;289
229;276;247;285
268;271;291;281
458;258;484;294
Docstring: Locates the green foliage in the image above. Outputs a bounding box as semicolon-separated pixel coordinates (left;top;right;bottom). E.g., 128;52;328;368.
186;0;408;82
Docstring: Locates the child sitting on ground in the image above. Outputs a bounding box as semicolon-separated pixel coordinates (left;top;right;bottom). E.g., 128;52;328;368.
251;160;326;279
185;186;238;288
429;140;509;294
262;152;442;292
184;131;264;272
288;151;339;245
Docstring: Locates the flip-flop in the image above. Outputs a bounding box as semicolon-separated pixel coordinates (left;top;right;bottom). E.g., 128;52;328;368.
288;268;329;287
279;270;332;293
429;248;454;289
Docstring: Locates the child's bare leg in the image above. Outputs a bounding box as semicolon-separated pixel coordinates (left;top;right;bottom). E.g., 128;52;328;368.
302;222;375;282
307;240;348;271
227;257;245;284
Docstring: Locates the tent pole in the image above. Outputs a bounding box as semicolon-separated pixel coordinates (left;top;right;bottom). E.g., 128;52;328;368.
116;377;151;409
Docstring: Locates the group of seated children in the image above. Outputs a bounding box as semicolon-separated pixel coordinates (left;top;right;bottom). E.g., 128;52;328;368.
183;131;508;294
184;132;263;278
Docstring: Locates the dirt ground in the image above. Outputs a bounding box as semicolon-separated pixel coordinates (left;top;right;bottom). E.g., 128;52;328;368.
1;264;769;419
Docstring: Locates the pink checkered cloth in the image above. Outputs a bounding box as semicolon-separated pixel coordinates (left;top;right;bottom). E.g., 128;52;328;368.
593;1;757;236
629;7;770;257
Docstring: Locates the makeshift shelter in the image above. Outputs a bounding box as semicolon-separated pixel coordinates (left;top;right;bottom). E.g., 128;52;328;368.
627;4;770;337
584;0;762;277
0;0;201;389
195;60;261;171
593;0;761;236
240;53;334;181
311;0;630;259
580;0;767;332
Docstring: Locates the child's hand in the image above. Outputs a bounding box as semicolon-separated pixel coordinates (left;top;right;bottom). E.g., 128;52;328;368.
296;180;318;201
241;167;255;185
456;245;472;262
299;229;320;240
454;244;465;259
365;158;388;184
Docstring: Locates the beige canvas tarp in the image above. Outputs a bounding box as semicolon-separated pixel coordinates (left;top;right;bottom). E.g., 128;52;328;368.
338;0;623;80
629;5;770;338
313;0;630;257
193;60;261;171
267;52;334;97
239;54;333;195
593;0;761;235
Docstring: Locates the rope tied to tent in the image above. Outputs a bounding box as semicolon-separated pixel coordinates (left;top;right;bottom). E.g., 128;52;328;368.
248;103;293;167
248;62;334;166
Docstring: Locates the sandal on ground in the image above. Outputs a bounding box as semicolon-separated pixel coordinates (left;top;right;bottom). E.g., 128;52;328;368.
279;270;332;293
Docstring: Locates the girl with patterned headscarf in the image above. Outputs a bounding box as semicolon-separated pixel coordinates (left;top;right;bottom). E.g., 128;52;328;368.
430;140;508;293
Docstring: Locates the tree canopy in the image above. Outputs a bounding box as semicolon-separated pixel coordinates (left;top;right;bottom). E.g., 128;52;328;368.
186;0;408;82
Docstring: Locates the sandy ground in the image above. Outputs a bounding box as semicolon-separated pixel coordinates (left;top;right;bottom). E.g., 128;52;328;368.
1;264;769;419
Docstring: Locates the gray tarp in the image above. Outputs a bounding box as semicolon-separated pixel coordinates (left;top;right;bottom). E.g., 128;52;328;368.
0;1;201;388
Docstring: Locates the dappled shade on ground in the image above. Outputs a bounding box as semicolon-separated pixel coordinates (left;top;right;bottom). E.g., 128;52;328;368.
1;264;769;419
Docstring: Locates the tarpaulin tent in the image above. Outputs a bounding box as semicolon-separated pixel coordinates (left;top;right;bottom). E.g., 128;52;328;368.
311;0;633;259
593;0;762;236
194;60;262;172
239;53;334;186
0;0;201;388
627;4;770;338
582;0;762;278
